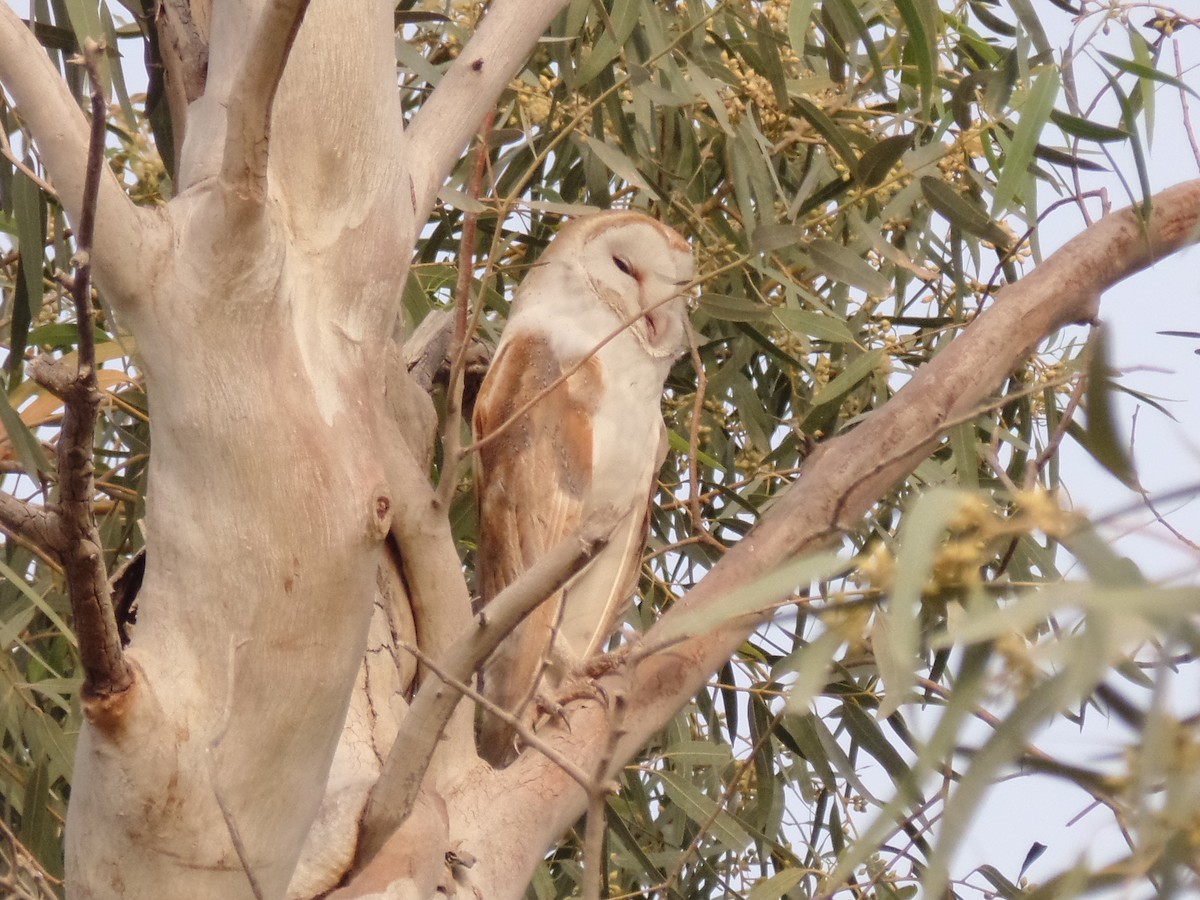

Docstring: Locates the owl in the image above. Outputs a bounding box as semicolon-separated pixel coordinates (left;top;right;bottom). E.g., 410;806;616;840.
472;211;694;766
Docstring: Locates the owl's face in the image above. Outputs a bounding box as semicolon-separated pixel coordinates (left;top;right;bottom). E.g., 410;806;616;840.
545;212;695;358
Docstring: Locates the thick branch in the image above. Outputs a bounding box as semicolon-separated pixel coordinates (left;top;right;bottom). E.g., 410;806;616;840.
458;179;1200;897
405;0;569;222
361;520;613;857
0;6;168;310
220;0;310;206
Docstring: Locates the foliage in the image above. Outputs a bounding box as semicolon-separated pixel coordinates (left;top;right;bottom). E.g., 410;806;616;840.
1;0;1199;897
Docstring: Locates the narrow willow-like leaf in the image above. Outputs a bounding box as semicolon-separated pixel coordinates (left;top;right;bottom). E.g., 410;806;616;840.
574;0;640;87
748;867;805;900
1100;50;1200;102
1082;325;1137;488
992;68;1060;214
655;769;753;851
806;239;890;297
894;0;936;113
1050;109;1130;143
808;348;887;408
920;176;1012;249
772;308;854;343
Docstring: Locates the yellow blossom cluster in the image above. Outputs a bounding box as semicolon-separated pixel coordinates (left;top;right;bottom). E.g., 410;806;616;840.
109;111;168;206
718;50;791;138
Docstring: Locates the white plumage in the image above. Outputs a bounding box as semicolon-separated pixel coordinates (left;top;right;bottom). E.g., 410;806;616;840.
472;211;694;766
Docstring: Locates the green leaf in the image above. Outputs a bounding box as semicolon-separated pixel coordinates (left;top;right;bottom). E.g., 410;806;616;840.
877;487;968;718
808;348;887;408
1099;51;1200;102
1099;69;1152;212
786;0;818;56
0;558;75;645
894;0;936;113
806;239;890;297
748;867;806;900
576;134;651;191
772;308;854;343
19;757;61;877
655;769;753;851
793;98;860;181
1081;326;1137;488
651;552;845;646
920;176;1012;249
992;68;1060;214
1050;109;1131;143
698;293;772;322
855;132;914;187
574;0;640;87
1007;0;1053;56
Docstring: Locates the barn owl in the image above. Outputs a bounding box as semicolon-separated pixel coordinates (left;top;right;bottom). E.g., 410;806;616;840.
473;211;694;766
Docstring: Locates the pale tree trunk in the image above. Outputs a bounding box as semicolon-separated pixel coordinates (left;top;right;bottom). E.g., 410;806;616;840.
1;1;1199;898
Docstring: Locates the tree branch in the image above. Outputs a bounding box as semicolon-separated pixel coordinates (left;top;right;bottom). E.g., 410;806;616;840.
29;42;134;709
454;179;1200;896
361;519;614;857
0;6;168;311
0;493;59;551
220;0;310;207
404;0;569;223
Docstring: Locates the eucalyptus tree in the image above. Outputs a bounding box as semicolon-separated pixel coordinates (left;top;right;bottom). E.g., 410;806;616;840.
1;1;1198;898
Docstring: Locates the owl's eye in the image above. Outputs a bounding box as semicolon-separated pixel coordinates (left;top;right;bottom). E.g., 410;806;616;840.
612;256;633;277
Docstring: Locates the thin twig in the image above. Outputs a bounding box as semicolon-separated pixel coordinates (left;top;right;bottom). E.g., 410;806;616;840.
361;520;613;857
684;320;724;553
1028;373;1088;489
437;110;494;510
1174;39;1200;172
1128;407;1200;552
42;40;132;700
0;125;57;197
398;639;595;793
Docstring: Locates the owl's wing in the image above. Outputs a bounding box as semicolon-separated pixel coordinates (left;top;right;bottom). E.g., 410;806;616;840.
558;421;667;661
472;330;601;765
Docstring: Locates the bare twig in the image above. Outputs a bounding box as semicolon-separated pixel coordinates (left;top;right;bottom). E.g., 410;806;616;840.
0;125;57;198
399;640;594;792
1174;39;1200;172
361;519;615;856
684;320;724;553
42;41;132;702
437;110;494;510
1029;373;1088;489
1128;407;1200;553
